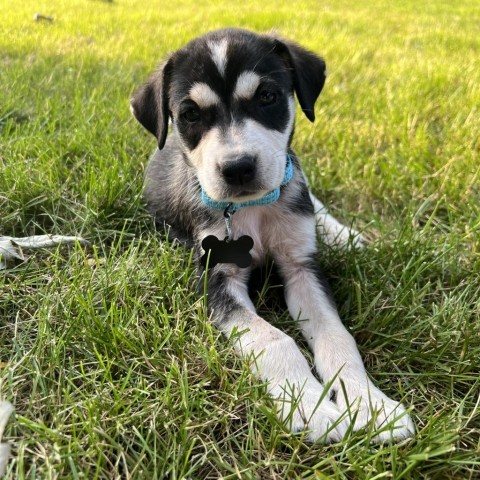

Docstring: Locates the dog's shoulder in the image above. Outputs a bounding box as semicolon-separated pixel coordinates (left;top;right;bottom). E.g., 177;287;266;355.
280;153;314;216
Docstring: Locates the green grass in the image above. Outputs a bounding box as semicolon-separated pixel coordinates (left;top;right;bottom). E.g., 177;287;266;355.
1;0;479;478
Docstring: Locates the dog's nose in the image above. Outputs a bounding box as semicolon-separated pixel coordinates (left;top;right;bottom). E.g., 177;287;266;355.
221;155;256;186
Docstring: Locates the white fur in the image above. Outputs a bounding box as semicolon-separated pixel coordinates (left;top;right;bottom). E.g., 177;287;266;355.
274;216;414;439
190;97;296;202
234;71;261;99
208;39;229;77
189;82;221;108
182;67;411;441
215;266;349;442
310;194;365;248
138;29;415;444
201;205;414;441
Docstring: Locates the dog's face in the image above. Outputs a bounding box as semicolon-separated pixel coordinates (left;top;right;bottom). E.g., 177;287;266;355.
132;28;326;202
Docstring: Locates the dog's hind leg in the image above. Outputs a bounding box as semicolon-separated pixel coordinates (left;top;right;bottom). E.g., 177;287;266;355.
204;265;349;442
309;193;364;248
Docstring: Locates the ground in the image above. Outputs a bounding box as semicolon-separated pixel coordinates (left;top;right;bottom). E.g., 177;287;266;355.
0;0;479;478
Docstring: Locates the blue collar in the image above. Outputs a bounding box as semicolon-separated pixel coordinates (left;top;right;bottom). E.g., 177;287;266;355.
201;154;293;212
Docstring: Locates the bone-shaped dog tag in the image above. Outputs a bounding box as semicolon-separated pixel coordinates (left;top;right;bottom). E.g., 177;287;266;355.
200;235;253;268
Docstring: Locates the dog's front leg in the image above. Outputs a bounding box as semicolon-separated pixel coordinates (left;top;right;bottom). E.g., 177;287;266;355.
274;220;415;441
204;265;348;442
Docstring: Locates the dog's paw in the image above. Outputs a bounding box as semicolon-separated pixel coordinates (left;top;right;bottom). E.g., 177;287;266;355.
335;381;415;442
273;382;349;443
315;220;366;250
328;226;366;250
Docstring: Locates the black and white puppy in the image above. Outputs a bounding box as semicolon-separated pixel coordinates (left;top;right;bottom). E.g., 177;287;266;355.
131;28;414;442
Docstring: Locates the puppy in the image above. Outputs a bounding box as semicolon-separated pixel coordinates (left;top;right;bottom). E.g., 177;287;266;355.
131;28;414;442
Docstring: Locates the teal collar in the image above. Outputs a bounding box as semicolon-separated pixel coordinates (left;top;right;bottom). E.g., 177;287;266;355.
201;154;293;212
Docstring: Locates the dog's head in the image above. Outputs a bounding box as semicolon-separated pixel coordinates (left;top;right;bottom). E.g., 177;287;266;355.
131;28;326;203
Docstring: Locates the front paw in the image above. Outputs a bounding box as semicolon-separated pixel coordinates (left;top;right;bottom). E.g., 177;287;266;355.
335;382;415;442
272;382;349;442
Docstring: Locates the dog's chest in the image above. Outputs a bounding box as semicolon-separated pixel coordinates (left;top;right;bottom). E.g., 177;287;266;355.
229;208;266;264
229;206;315;266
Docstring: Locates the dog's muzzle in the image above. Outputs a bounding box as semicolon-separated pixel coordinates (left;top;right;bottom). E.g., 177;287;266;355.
202;154;293;211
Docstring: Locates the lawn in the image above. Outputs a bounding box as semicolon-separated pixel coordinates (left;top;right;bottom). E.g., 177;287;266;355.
1;0;479;478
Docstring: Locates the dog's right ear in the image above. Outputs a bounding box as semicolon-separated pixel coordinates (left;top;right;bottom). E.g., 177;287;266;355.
130;61;172;150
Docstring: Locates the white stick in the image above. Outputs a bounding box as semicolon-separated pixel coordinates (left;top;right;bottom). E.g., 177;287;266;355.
0;235;90;269
0;401;14;476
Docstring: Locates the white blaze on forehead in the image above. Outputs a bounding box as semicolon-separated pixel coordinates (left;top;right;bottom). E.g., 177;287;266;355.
189;82;221;108
207;39;229;77
234;71;261;100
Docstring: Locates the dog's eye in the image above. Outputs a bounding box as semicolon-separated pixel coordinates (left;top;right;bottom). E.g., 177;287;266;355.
258;90;277;106
183;108;201;123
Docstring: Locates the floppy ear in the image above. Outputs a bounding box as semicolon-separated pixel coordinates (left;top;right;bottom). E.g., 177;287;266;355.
130;60;172;149
274;39;327;122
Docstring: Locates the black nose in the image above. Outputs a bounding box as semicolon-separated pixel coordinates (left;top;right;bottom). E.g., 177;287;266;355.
221;155;256;186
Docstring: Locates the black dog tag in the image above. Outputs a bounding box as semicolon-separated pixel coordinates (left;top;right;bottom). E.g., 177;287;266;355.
201;235;254;268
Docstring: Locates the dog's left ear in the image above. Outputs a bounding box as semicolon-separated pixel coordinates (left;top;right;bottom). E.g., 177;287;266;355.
273;39;326;122
130;60;172;150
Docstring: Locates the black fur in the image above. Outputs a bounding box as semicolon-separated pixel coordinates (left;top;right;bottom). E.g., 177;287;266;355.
130;29;413;444
273;38;326;121
286;182;315;216
204;270;244;320
132;28;326;150
135;29;328;249
304;255;337;309
131;62;172;149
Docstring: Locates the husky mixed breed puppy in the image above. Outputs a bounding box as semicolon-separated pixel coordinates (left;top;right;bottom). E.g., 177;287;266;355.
131;28;414;442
